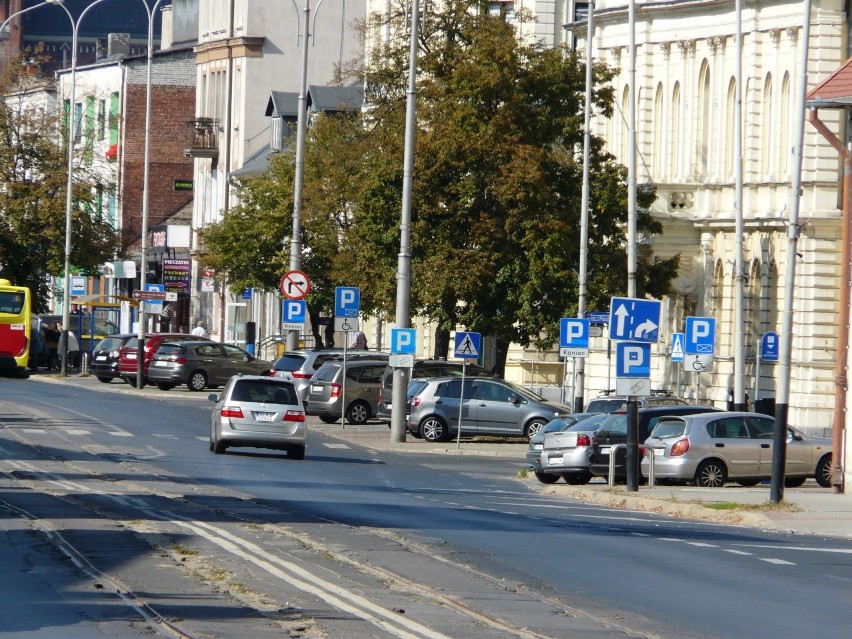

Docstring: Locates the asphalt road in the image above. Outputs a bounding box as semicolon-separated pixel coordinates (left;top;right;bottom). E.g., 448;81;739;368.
1;373;850;639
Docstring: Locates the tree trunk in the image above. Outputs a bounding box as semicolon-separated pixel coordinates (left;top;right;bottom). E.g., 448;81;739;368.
433;326;450;359
308;306;324;348
492;337;509;377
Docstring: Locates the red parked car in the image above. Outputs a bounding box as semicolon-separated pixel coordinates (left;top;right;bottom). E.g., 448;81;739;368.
118;333;209;386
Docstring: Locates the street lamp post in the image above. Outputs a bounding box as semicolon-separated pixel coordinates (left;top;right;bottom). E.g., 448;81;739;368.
51;0;112;375
135;0;167;388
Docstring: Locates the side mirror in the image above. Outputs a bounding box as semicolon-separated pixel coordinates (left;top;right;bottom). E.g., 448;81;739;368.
208;393;218;402
508;394;520;404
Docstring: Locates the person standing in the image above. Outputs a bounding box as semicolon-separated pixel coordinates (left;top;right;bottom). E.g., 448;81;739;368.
192;320;209;339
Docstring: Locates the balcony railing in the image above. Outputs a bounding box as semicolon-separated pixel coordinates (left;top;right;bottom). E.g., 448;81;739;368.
184;118;219;159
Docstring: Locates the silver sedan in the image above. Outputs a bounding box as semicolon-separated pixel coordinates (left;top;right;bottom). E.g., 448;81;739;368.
536;413;609;484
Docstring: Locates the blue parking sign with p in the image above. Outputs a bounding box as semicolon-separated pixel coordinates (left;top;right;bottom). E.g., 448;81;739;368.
616;342;651;377
560;318;589;348
685;316;715;355
391;328;416;354
335;286;360;317
283;299;306;323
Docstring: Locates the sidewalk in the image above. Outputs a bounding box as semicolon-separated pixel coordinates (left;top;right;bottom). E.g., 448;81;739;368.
27;373;852;541
313;422;852;541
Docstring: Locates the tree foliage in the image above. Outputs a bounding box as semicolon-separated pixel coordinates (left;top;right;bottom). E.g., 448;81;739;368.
0;51;119;312
197;1;679;359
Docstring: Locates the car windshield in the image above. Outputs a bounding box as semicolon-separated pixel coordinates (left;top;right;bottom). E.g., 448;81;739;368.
649;419;687;439
273;354;307;372
499;379;544;401
231;380;298;404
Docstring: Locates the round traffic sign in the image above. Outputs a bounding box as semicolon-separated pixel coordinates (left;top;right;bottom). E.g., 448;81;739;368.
280;270;311;300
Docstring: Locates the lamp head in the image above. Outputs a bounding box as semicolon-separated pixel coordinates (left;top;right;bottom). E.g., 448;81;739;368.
45;0;66;5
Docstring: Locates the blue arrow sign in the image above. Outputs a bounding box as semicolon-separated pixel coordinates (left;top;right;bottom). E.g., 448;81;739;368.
609;297;662;343
560;318;590;348
616;342;651;377
671;333;685;362
334;286;360;317
685;316;715;355
454;331;481;360
761;331;779;362
391;328;416;354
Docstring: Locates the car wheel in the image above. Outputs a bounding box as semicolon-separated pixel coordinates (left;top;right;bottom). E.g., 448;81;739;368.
816;455;833;488
694;460;727;488
736;479;761;487
319;416;339;424
784;476;807;488
345;401;370;425
97;376;112;384
421;417;448;443
156;382;175;391
524;419;547;441
208;438;214;452
535;471;560;484
564;472;593;485
187;370;208;392
288;445;305;460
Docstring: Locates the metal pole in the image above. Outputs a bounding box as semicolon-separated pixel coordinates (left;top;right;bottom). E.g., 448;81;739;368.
575;2;594;413
136;0;166;389
773;1;812;502
54;0;113;375
754;341;761;402
390;0;419;443
733;0;746;411
287;0;312;352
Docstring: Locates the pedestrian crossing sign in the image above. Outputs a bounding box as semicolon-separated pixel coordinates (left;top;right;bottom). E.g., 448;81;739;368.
671;333;685;362
454;331;481;360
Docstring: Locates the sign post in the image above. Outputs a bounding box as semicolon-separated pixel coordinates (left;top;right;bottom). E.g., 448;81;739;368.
334;287;361;425
453;331;481;449
560;318;590;405
755;331;780;402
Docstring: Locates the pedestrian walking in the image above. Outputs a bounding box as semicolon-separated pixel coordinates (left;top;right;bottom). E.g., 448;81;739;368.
192;320;209;339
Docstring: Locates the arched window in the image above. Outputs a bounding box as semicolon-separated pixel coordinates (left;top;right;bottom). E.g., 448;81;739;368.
653;83;664;180
779;72;790;177
723;77;736;179
697;60;711;178
761;73;773;176
668;82;681;178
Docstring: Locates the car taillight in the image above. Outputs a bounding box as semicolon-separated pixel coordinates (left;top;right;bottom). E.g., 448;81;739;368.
284;410;305;422
669;439;689;456
330;383;341;398
169;357;187;364
291;371;313;379
221;406;244;418
267;370;277;377
411;397;421;408
110;350;119;357
576;433;590;447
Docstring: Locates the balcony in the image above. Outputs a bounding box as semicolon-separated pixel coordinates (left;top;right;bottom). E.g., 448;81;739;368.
184;118;219;159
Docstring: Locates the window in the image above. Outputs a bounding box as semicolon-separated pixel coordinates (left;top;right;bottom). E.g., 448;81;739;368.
707;417;749;438
73;102;83;142
668;83;681;178
97;99;106;140
761;73;774;175
109;92;120;146
697;60;711;178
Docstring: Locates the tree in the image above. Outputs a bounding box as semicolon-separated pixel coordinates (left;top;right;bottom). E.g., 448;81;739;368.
0;51;118;312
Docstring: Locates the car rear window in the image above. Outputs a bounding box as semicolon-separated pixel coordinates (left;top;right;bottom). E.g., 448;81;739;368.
587;398;627;413
650;419;687;439
273;354;307;372
231;380;298;404
123;338;139;349
408;379;429;397
595;413;627;437
312;363;341;382
95;336;125;351
157;344;185;356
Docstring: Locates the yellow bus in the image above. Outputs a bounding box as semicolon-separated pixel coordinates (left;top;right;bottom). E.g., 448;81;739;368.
0;278;32;376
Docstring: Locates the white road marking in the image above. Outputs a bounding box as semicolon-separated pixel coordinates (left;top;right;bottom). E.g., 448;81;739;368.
22;429;45;434
152;434;178;439
759;558;796;565
323;443;350;449
685;542;718;548
724;549;752;556
734;543;852;556
109;431;133;437
67;430;91;435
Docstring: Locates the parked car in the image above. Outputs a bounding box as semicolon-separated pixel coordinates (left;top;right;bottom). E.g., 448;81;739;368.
118;333;210;386
526;413;594;472
535;413;610;484
208;375;306;458
588;405;722;480
148;341;273;391
585;391;688;414
376;359;495;421
407;377;572;442
304;359;389;424
89;333;135;383
641;411;833;488
270;348;387;400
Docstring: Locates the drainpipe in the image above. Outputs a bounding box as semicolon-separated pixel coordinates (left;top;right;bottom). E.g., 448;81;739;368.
808;108;849;493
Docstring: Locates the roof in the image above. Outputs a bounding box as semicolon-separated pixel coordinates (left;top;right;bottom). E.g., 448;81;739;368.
265;84;363;118
230;144;274;179
807;56;852;108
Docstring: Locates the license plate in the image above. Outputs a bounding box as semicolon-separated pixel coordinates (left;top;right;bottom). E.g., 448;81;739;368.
311;385;323;393
599;446;611;455
127;353;137;360
548;456;563;466
154;360;168;367
95;355;107;361
653;448;666;458
254;412;276;422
